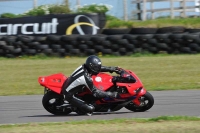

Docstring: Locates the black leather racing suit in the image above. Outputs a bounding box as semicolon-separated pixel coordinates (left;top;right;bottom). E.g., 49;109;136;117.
61;64;119;113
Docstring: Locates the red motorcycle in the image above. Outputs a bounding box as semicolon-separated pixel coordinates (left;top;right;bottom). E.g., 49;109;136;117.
38;68;154;115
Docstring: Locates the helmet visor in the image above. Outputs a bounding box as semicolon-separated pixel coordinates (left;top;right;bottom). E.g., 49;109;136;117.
90;64;101;73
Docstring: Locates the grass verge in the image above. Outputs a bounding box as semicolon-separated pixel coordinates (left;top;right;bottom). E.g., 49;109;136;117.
106;17;200;28
0;116;200;133
0;54;199;96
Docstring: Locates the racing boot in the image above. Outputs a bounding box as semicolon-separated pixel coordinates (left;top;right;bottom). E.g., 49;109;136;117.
69;96;95;114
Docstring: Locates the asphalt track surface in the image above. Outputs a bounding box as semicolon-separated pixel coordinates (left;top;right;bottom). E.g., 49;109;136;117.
0;90;199;125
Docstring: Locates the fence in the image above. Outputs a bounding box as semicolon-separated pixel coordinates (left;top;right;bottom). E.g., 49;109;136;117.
132;0;200;20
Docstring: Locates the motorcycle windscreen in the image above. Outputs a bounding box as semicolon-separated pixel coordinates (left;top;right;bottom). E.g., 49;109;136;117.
92;72;114;91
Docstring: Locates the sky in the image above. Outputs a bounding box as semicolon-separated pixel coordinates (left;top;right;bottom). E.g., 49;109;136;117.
0;0;199;20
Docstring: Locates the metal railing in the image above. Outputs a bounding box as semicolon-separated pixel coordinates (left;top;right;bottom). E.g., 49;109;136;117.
132;0;200;20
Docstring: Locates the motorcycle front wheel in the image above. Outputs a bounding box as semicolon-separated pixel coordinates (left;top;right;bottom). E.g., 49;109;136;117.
42;91;72;115
125;91;154;112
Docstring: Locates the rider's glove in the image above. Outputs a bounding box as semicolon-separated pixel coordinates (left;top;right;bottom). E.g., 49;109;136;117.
114;67;122;74
109;66;121;74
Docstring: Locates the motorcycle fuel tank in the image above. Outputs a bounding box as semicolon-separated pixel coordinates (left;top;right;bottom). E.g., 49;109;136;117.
92;73;114;91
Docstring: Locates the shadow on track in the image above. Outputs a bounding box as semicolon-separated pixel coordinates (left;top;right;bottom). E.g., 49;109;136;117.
20;111;134;118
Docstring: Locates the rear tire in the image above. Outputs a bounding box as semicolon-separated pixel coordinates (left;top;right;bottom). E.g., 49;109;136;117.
125;91;154;112
42;91;72;115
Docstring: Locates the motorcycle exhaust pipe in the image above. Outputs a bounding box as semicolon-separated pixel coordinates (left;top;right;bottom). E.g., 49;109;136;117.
69;96;95;113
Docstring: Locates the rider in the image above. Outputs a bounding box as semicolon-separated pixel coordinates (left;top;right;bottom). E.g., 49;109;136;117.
61;55;136;114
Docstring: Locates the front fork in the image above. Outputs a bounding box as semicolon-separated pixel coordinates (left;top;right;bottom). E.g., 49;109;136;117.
133;88;147;106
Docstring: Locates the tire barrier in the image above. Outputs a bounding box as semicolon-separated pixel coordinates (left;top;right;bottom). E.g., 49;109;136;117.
0;32;200;57
101;27;197;35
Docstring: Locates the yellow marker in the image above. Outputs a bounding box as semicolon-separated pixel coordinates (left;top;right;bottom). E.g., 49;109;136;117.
66;22;99;35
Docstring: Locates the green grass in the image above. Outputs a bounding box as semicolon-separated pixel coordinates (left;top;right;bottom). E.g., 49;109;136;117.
0;54;200;96
106;17;200;28
1;116;200;133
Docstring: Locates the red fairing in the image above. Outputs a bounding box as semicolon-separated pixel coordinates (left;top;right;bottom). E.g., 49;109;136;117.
92;73;114;91
92;70;146;96
38;69;147;106
124;70;147;105
118;70;146;95
38;73;67;94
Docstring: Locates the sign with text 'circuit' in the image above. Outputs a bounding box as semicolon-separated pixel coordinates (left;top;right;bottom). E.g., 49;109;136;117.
0;13;103;35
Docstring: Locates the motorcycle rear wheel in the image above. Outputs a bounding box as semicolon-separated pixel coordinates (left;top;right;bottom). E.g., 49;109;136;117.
42;91;72;115
125;91;154;112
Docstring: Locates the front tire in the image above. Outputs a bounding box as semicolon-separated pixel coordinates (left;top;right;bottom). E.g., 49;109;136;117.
42;91;72;115
125;91;154;112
